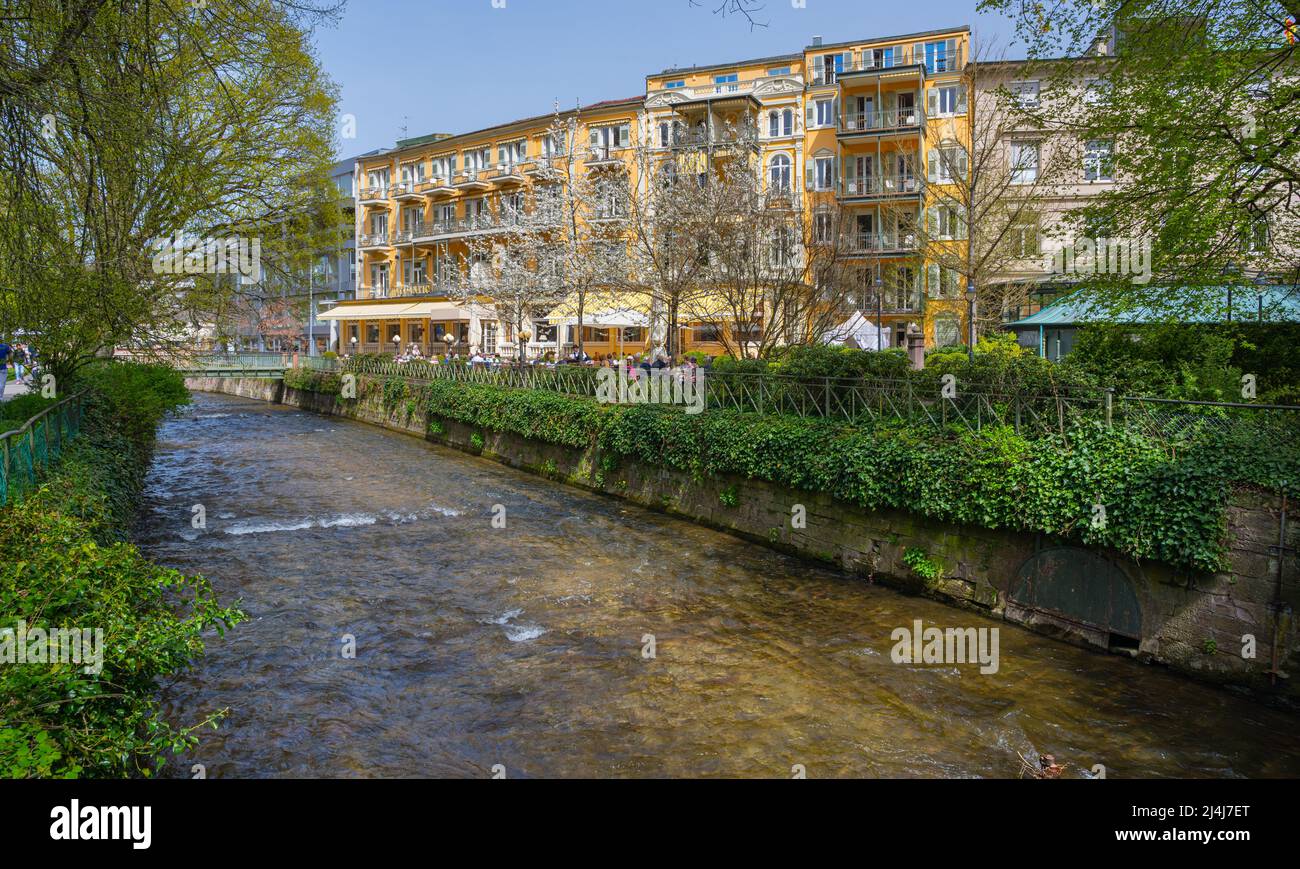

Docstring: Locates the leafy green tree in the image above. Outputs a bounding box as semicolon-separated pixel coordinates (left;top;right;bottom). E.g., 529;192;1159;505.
0;0;343;381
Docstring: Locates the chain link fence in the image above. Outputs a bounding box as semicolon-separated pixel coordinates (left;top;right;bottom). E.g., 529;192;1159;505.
0;391;88;506
1117;396;1300;449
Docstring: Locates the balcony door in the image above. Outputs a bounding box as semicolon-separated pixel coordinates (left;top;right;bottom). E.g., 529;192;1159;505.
847;155;873;195
895;92;916;125
403;256;425;287
370;263;389;295
403;206;422;234
852;96;873;130
855;213;874;249
896;154;916;186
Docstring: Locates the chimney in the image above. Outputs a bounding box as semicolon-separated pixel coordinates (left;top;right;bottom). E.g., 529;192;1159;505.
812;36;823;47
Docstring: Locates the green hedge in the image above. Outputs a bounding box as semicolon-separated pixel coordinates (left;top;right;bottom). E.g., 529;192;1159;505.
373;377;1297;574
0;363;244;778
283;366;343;395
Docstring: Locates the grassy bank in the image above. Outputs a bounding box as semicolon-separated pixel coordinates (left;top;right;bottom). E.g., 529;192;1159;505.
0;363;243;778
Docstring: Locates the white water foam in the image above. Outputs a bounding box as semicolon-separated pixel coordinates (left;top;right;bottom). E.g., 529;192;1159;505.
224;519;314;536
504;624;546;643
480;608;524;626
319;513;379;529
223;506;457;536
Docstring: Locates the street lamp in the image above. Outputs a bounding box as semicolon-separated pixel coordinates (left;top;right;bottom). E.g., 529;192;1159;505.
965;282;977;363
875;272;884;352
307;261;314;358
443;332;457;358
350;335;358;355
518;326;531;364
392;334;401;357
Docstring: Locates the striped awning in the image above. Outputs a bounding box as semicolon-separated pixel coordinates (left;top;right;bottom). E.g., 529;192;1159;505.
317;301;473;322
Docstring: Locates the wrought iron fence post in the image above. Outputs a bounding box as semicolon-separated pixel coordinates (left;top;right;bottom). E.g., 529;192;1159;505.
1014;394;1022;434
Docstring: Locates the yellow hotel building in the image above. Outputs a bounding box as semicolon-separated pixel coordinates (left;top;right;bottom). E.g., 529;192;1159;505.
320;25;971;358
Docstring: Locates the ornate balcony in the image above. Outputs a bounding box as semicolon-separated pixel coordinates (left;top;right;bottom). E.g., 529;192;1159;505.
453;170;492;191
358;186;391;206
422;177;457;198
486;163;527;185
393;180;424;201
585;146;624;168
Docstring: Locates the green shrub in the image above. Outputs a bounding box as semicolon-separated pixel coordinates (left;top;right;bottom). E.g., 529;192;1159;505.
0;393;59;425
1063;323;1300;402
0;362;243;778
283;367;342;396
771;343;913;380
903;547;943;583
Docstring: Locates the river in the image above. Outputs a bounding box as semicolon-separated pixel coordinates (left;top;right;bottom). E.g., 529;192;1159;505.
143;391;1300;778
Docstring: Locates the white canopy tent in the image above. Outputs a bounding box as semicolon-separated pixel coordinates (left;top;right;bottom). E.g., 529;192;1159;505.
823;312;888;351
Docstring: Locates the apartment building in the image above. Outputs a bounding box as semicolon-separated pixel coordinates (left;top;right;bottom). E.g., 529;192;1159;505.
319;25;973;358
321;99;643;359
800;28;969;349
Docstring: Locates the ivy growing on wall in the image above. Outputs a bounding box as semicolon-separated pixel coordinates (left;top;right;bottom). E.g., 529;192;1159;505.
325;376;1296;574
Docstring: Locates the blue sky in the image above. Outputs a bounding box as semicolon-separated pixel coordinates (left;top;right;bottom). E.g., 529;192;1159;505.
313;0;1018;160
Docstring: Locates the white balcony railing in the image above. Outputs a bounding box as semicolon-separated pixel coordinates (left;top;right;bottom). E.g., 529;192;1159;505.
842;231;920;255
841;175;923;197
839;108;924;134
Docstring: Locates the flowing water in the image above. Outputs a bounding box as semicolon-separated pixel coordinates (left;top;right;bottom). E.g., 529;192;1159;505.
144;391;1300;779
